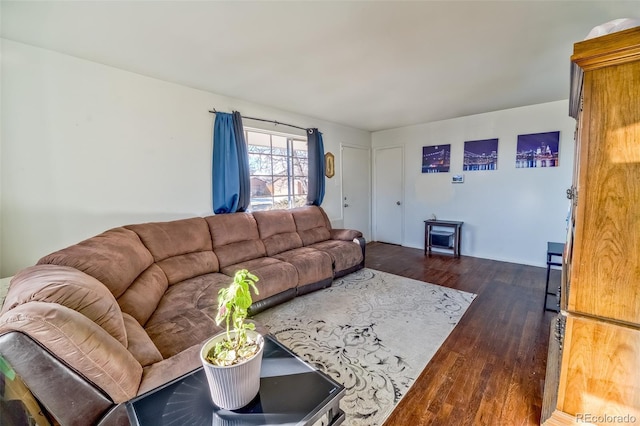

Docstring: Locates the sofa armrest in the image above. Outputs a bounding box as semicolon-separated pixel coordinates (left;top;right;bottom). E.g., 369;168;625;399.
330;230;366;270
137;344;202;396
0;331;116;426
330;229;363;241
354;237;366;268
0;302;142;404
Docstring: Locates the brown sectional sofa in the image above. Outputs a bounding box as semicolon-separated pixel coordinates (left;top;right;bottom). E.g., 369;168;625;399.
0;206;364;425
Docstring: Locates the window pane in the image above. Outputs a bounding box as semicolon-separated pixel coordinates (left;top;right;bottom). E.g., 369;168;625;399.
250;175;273;212
247;131;271;147
272;196;290;210
293;196;307;208
248;144;271;154
271;135;288;156
272;176;289;196
291;157;308;178
250;176;273;197
272;155;288;176
292;178;308;196
272;135;287;148
250;199;272;212
292;140;308;158
249;152;272;175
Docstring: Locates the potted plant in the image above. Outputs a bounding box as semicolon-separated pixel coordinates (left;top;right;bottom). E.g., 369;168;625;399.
200;269;264;410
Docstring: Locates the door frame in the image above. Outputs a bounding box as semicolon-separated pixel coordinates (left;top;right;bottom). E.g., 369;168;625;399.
373;145;404;244
340;143;372;240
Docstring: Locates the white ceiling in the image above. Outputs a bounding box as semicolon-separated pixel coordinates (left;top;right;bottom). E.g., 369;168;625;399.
2;1;639;132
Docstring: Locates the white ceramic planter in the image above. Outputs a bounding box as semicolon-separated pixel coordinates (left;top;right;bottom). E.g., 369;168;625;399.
200;330;264;410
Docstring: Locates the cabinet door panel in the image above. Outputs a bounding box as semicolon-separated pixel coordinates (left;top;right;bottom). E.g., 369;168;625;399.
556;315;640;420
569;62;640;324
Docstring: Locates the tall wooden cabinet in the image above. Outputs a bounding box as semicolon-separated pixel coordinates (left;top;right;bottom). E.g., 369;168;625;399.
542;27;640;425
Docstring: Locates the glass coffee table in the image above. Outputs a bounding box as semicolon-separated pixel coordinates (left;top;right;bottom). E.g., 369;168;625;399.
127;335;345;426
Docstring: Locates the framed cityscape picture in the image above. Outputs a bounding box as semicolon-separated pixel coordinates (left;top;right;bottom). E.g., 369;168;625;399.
463;138;498;171
422;144;451;173
515;131;560;168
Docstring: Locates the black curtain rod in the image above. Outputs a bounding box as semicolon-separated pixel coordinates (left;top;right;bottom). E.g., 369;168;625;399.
209;109;311;133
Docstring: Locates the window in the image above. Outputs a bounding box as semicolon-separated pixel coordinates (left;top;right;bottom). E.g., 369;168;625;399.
245;129;308;211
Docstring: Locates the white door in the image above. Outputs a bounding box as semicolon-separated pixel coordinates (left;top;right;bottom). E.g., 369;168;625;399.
341;145;371;241
374;146;403;245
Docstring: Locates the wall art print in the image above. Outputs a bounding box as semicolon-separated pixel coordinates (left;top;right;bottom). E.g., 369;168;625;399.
515;131;560;168
422;144;451;173
463;138;499;171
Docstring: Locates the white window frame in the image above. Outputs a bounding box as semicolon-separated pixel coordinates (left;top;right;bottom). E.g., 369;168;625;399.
245;127;308;211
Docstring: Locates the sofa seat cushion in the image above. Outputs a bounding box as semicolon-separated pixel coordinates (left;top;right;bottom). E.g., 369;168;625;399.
144;273;231;358
272;247;333;287
220;257;298;302
307;240;364;274
146;273;232;325
145;309;223;359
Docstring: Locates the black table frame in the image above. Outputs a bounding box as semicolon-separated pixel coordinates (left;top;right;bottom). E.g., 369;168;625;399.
544;241;565;312
424;220;463;257
126;335;345;426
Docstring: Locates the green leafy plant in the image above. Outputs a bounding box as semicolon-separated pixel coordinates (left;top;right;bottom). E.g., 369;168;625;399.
0;355;15;381
205;269;260;367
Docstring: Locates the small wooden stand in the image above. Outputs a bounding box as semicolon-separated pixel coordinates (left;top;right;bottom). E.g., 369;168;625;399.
424;220;463;257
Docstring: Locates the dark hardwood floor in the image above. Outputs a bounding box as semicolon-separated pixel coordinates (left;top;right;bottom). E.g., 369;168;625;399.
365;242;557;426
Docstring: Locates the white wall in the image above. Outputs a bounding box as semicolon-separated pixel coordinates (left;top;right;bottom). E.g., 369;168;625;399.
0;40;371;277
372;101;575;267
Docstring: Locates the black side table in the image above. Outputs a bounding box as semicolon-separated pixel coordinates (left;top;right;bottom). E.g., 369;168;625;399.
424;220;463;257
544;241;565;312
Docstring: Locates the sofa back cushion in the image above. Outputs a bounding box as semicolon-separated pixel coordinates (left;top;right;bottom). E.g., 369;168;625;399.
2;264;128;347
291;206;332;246
126;218;219;284
117;264;168;326
38;227;154;299
252;210;303;256
206;213;266;268
37;227;169;326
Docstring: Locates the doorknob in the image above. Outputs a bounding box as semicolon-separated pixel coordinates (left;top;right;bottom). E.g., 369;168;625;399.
344;204;349;208
396;201;401;206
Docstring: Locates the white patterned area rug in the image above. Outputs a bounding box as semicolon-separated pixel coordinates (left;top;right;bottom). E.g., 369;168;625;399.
253;268;476;426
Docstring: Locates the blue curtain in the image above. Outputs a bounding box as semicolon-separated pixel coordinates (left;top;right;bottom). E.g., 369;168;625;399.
232;112;250;212
212;112;250;214
307;128;325;206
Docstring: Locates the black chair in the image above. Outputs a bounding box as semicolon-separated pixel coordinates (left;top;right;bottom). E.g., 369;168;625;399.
544;242;565;312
